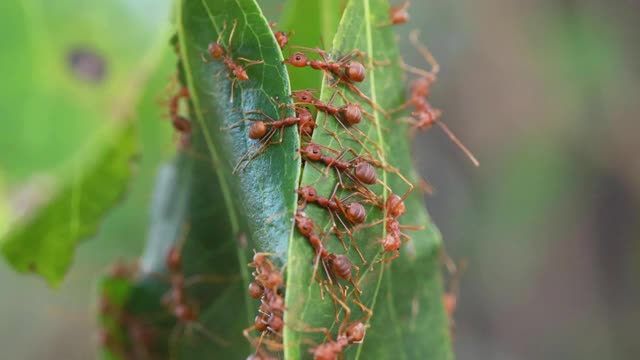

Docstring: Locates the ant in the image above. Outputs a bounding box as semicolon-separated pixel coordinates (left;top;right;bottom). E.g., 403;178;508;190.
442;256;467;336
395;31;479;166
291;89;383;155
159;226;233;351
269;21;294;49
201;19;264;102
377;1;410;27
298;142;415;206
284;48;389;116
245;252;287;355
297;184;368;263
168;86;192;135
303;285;372;360
294;210;362;296
298;143;387;204
356;193;423;263
224;100;317;173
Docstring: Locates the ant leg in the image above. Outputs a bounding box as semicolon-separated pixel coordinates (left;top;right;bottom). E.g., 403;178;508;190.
409;30;440;75
220;116;264;131
377;250;400;263
227;19;238;53
191;322;230;347
233;129;277;173
289;46;329;60
350;264;362;295
237;57;265;67
436;121;480;167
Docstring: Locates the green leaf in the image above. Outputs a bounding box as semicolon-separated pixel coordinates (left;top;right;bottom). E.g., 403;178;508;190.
0;0;173;285
111;0;300;357
177;0;299;257
2;123;137;285
284;0;453;359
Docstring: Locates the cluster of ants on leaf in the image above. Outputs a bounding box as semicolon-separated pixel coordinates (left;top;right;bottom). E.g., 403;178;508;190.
128;2;473;359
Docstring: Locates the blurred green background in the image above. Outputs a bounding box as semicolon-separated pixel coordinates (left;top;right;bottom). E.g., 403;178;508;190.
1;0;638;359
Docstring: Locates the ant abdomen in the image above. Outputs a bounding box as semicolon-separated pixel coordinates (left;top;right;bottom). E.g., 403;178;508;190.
345;61;366;82
171;115;191;133
340;104;362;125
248;281;264;299
344;202;366;224
249;121;268;139
354;162;377;185
328;254;353;281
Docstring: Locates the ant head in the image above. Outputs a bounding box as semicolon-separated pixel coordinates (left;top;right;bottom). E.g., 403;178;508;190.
345;61;366;82
249;121;268;139
208;42;224;58
297;185;318;202
291;90;314;103
294;213;314;236
381;234;401;251
346;321;367;343
390;1;410;25
295;106;313;122
341;103;362;125
274;31;289;48
285;52;308;67
412;77;432;98
354;162;377;185
386;194;406;218
234;66;249;81
301;144;323;161
344;202;366;224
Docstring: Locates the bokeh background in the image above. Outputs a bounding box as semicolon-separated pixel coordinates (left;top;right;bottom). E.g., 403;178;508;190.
1;0;638;359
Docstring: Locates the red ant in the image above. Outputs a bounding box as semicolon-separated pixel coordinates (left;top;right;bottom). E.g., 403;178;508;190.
298;143;387;203
159;226;233;350
269;21;294;49
377;1;410;27
168;86;192;134
291;89;383;154
302;285;372;360
298;142;415;206
396;31;479;166
245;252;287;356
356;193;423;263
201;19;264;102
224;101;317;173
294;210;362;296
441;256;467;336
284;48;389;116
297;184;368;263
